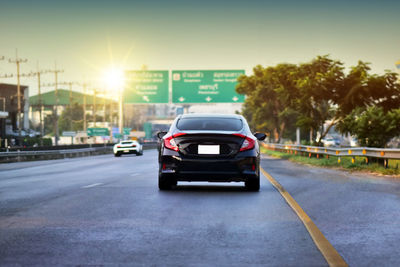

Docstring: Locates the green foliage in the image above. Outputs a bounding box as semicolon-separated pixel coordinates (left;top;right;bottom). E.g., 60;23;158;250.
24;137;52;146
58;103;85;133
237;55;400;147
337;106;400;147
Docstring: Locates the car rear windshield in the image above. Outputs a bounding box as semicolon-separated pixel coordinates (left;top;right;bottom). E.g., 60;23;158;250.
176;118;243;131
121;141;133;144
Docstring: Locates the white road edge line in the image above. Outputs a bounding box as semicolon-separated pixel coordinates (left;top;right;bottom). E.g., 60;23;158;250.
130;173;140;177
81;183;103;189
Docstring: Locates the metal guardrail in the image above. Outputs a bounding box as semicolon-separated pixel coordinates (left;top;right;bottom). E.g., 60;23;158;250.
0;143;159;163
261;143;400;167
0;147;112;162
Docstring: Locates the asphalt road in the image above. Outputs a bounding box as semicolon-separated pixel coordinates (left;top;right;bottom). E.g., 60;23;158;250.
0;149;399;266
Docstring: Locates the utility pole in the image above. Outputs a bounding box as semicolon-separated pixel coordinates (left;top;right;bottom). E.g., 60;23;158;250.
68;82;73;130
93;89;97;127
80;82;89;133
109;96;113;142
29;65;50;146
48;63;64;146
103;90;106;125
9;50;27;144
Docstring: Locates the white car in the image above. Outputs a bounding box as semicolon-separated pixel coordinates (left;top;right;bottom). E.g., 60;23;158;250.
113;140;143;157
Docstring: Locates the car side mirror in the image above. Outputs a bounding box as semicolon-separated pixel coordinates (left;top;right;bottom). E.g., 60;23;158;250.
254;132;266;141
157;131;167;139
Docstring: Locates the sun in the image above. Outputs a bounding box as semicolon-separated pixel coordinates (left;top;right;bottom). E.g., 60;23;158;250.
103;66;125;91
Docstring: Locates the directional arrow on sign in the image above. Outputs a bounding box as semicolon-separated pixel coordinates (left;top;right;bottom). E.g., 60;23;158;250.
178;96;185;102
232;96;239;102
205;96;212;102
143;96;150;102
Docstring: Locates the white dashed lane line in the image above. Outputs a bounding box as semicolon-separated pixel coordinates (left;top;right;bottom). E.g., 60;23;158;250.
81;183;103;189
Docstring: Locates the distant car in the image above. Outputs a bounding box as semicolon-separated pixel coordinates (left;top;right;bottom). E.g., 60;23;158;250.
321;137;341;147
157;114;266;191
113;140;143;157
350;137;358;147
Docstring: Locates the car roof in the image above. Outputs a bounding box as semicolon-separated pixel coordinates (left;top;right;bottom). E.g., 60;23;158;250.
179;113;243;119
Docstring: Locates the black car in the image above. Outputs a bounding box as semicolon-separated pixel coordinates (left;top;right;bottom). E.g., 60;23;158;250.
157;114;266;191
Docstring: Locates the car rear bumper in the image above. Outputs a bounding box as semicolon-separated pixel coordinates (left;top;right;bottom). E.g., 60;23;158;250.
114;148;140;154
160;154;259;182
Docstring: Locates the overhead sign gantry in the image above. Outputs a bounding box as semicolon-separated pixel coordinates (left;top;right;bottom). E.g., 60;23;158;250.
171;70;245;104
124;71;169;104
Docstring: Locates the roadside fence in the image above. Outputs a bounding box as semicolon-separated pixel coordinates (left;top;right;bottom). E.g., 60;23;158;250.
0;142;158;163
261;143;400;168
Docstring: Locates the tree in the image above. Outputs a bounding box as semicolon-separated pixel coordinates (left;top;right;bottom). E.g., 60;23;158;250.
236;64;299;142
336;106;400;147
295;56;345;144
236;56;400;147
58;103;84;133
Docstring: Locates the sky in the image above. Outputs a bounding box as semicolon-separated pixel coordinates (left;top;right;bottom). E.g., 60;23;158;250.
0;0;399;96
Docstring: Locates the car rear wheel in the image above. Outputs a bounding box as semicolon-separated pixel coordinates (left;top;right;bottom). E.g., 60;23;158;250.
245;176;260;191
137;150;143;156
158;173;176;190
114;152;121;157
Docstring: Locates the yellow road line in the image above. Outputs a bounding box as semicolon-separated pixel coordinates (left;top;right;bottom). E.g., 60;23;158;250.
261;167;348;267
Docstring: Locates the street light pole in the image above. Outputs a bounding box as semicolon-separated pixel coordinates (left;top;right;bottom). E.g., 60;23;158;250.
83;83;87;133
93;89;97;127
118;90;123;137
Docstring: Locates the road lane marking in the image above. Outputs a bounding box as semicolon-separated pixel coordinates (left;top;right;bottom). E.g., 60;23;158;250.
261;167;347;267
81;183;103;188
130;173;140;177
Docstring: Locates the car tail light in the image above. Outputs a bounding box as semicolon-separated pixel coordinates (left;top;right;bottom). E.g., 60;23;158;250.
164;133;186;151
117;145;121;148
233;134;256;151
132;145;136;147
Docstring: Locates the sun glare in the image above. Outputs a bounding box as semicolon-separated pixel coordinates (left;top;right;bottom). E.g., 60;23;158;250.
103;67;125;91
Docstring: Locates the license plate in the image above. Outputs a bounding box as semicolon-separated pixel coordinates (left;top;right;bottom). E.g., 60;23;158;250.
198;145;220;154
124;150;129;153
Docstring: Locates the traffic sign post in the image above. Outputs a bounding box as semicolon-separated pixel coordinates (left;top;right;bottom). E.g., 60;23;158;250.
87;128;109;137
62;131;76;137
62;131;76;145
172;70;245;103
123;127;131;135
113;133;123;139
124;71;169;103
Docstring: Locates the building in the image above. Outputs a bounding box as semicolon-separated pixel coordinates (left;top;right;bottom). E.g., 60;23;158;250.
0;83;29;146
29;89;116;128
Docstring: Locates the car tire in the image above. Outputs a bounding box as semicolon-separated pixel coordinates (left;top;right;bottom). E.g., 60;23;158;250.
137;150;143;156
158;173;176;190
114;152;121;157
245;175;260;191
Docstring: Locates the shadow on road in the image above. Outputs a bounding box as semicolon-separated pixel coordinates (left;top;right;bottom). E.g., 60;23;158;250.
169;184;252;192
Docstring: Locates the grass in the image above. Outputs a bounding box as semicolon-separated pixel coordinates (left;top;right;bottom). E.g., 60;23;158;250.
260;147;400;177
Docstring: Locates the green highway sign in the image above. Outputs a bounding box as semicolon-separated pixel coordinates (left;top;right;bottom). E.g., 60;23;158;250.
123;127;132;135
62;131;76;137
113;133;123;138
172;70;245;103
87;128;109;136
124;71;169;104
